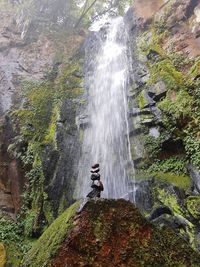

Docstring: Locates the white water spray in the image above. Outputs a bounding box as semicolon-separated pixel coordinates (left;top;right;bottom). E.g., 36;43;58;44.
76;17;135;200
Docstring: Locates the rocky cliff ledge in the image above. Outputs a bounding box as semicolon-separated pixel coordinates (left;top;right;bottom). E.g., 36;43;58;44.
23;199;200;267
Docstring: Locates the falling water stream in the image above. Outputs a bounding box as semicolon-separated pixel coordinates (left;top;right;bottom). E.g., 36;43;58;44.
76;17;135;200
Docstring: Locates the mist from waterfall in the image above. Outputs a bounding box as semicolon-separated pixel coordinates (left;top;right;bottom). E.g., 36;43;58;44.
75;17;135;200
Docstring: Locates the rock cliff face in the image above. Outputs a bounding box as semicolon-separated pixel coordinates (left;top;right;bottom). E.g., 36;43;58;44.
23;199;200;267
0;4;56;217
0;1;84;221
125;0;200;252
2;0;200;265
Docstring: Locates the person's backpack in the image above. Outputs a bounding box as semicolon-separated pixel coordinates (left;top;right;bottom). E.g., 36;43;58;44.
99;181;104;191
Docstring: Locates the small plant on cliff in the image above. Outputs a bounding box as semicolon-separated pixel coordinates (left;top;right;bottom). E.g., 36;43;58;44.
184;134;200;170
0;216;33;266
169;52;193;71
144;135;162;160
0;217;21;243
158;90;193;119
148;156;187;175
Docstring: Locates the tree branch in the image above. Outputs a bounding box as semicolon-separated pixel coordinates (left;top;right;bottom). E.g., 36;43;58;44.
74;0;98;28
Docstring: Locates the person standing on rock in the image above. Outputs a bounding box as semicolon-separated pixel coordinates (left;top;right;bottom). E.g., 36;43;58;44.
77;164;104;213
87;163;104;198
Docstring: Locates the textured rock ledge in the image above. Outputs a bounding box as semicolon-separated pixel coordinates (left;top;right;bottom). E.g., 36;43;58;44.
23;199;200;267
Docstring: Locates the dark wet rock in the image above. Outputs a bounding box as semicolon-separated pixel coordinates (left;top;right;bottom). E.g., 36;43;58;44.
129;127;143;137
76;113;90;130
173;185;186;203
150;106;162;122
147;49;161;62
124;7;138;32
152;214;193;234
140;115;155;127
148;80;167;101
137;89;156;110
195;232;200;251
156;182;186;209
135;179;154;212
132;157;143;167
193;73;200;81
131;63;150;88
129;107;151;117
45;98;81;217
149;206;173;221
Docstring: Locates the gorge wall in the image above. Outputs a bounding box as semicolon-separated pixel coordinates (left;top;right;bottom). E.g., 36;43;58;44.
127;0;200;251
1;0;200;265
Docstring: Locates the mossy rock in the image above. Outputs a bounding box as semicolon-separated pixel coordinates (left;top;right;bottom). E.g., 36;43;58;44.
148;58;186;91
153;172;191;190
186;196;200;220
23;199;200;267
22;201;80;267
153;186;185;216
136;90;153;109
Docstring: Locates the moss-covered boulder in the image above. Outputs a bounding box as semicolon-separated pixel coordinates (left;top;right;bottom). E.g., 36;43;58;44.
23;199;200;267
186;196;200;220
22;201;80;267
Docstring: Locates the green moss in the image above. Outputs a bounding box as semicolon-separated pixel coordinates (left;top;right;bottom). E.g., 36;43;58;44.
184;135;200;171
5;243;23;267
139;29;166;57
186;196;200;219
149;59;186;90
140;28;186;90
137;90;146;109
44;105;59;147
0;215;35;267
58;194;67;216
158;90;193;119
135;171;191;190
168;52;193;71
11;81;55;142
23;201;80;267
23;210;38;237
143;135;162;160
153;188;196;249
9;59;84;236
189;57;200;78
153;172;191;190
43;197;54;226
155;188;184;215
93;219;104;240
147;157;187;175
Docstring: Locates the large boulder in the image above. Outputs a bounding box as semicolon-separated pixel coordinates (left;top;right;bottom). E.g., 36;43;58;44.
23;199;200;267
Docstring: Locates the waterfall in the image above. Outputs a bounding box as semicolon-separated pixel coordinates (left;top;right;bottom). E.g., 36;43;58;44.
75;17;135;200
